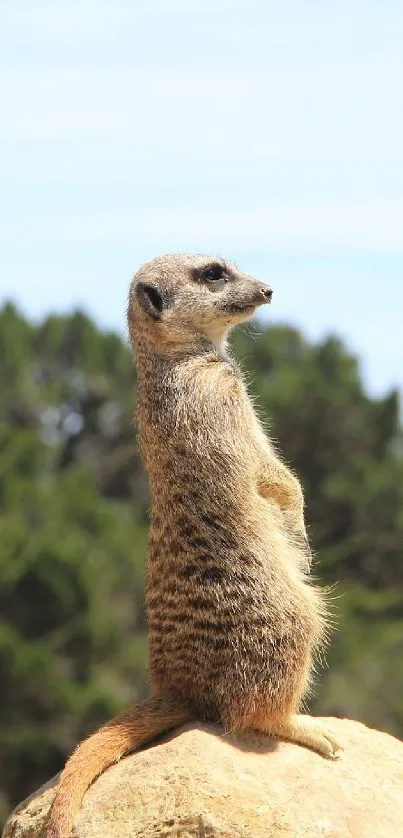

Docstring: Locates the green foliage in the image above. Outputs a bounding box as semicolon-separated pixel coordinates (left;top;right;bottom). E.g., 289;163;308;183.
0;304;402;825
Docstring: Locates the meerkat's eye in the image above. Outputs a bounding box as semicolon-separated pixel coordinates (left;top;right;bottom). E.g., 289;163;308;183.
198;264;226;283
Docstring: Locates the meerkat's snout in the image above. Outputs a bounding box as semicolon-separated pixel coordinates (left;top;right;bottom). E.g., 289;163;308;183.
245;281;273;308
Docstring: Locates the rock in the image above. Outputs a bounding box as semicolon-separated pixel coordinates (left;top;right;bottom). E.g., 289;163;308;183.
3;718;403;838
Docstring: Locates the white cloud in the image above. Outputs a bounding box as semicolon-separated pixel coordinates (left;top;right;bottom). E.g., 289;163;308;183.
2;201;402;251
1;0;402;56
0;0;402;166
0;55;402;173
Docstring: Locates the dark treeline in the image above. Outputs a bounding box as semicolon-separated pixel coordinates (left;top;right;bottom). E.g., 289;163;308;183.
0;302;402;826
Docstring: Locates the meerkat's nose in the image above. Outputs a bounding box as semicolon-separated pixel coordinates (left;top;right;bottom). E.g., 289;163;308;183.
260;286;273;302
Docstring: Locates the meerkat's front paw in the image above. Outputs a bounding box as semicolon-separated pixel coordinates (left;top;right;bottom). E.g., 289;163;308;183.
270;714;343;759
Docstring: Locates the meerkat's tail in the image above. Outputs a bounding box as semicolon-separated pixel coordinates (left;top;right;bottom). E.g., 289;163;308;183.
46;692;192;838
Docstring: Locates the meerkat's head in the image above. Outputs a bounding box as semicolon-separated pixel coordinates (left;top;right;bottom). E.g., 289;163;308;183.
127;252;273;352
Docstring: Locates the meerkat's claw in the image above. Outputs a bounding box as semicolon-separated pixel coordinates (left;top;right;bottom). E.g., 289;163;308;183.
306;721;343;759
318;730;343;759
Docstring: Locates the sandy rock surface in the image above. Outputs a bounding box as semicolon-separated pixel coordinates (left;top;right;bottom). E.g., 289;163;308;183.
3;717;403;838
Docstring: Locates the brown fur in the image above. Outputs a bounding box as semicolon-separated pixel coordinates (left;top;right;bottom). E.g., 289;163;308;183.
47;253;341;838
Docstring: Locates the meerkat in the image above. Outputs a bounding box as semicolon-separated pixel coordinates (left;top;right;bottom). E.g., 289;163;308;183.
47;253;342;838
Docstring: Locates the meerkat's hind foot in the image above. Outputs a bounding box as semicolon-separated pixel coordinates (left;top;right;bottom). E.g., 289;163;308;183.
268;714;343;760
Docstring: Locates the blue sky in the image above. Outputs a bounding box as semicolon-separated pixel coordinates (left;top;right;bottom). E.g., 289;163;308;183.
0;1;402;397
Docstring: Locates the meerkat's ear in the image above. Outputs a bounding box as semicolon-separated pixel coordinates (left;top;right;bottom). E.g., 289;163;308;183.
135;283;165;320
